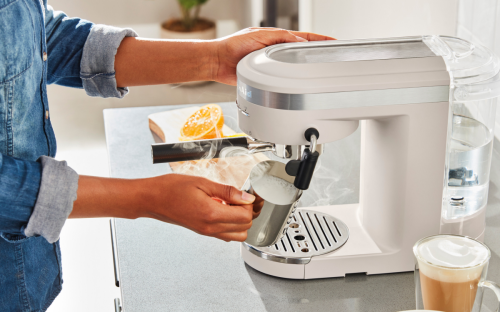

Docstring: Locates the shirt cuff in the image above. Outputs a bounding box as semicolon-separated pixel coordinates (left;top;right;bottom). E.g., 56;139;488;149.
24;156;79;243
80;24;138;98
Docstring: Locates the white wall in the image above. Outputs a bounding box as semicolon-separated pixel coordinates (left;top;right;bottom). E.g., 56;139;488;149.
456;0;500;139
48;0;256;30
456;0;500;50
302;0;458;39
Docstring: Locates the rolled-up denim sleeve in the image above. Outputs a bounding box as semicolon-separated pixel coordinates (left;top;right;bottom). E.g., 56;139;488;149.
24;157;79;243
80;25;138;98
0;154;78;244
44;5;137;98
0;154;41;238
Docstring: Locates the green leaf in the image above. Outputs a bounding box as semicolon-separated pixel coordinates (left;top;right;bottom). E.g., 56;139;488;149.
178;0;208;10
178;0;198;10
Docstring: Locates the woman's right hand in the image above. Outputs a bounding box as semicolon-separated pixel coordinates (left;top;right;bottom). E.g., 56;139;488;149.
143;174;257;242
73;174;260;242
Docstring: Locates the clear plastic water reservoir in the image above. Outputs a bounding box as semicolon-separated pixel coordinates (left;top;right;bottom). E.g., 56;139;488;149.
424;36;500;237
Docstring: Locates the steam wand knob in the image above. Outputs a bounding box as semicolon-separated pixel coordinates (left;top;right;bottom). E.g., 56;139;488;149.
285;128;320;190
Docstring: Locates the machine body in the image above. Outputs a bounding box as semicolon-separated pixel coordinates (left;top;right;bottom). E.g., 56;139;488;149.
236;36;500;279
151;36;500;279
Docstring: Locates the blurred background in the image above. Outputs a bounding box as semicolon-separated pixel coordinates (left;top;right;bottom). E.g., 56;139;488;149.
46;1;499;311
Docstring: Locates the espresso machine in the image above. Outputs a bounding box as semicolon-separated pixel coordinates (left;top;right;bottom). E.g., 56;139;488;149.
152;35;500;279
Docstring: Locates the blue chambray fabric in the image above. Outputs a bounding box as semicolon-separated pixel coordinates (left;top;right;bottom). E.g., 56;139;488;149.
0;0;136;310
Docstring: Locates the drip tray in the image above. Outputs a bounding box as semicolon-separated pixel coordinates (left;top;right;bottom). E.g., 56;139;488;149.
243;209;350;264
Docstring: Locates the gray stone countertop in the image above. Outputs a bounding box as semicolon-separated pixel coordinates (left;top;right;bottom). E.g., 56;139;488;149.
104;102;500;312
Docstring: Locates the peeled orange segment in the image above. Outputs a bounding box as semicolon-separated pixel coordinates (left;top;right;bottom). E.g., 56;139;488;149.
179;104;224;141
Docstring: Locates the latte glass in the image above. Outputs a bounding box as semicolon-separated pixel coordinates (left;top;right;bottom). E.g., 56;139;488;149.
413;235;500;312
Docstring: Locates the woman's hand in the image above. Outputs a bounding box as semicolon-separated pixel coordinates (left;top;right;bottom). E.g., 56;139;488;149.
212;28;335;85
115;27;334;87
72;174;260;242
143;174;258;242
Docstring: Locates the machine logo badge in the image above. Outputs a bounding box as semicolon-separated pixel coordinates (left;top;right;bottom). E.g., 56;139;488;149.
238;84;252;99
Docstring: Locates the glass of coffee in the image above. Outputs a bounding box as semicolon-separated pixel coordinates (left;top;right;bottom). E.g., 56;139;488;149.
413;234;500;312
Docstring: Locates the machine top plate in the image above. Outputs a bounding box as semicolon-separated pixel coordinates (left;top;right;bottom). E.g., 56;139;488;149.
267;39;436;64
236;36;450;94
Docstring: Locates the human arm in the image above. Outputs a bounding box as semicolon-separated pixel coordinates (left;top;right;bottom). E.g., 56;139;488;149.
114;28;335;87
44;5;333;89
44;5;93;88
0;154;258;243
71;174;258;242
44;4;137;97
0;154;41;237
0;155;77;244
0;152;259;243
39;13;328;242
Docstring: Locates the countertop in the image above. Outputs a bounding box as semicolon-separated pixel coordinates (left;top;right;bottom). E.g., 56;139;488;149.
104;102;500;312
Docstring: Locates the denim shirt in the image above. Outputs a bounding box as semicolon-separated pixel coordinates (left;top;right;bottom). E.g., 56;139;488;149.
0;1;136;310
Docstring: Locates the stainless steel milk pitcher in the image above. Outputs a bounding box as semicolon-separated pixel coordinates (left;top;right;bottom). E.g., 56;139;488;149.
242;160;302;247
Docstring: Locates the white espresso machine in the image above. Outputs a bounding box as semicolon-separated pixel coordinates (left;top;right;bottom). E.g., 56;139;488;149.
234;35;500;279
152;35;499;279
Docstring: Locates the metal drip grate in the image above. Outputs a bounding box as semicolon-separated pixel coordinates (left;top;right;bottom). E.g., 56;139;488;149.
243;210;349;264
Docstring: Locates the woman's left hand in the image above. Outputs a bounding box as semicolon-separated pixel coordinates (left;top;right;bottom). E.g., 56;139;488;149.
212;28;335;86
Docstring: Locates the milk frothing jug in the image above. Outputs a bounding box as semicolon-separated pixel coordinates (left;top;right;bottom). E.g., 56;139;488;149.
241;160;302;247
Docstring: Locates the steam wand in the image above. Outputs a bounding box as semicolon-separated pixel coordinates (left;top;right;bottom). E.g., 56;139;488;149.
150;128;320;191
151;136;274;164
285;128;320;191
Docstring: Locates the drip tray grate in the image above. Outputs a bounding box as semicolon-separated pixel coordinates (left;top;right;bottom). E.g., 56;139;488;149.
243;209;350;264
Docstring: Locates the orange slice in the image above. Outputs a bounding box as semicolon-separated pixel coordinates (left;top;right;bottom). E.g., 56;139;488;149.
179;104;224;141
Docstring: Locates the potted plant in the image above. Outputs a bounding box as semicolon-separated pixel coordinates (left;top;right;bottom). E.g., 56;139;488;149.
161;0;216;40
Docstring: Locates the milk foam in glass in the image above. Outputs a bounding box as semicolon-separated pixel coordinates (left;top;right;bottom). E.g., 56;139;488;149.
413;234;500;312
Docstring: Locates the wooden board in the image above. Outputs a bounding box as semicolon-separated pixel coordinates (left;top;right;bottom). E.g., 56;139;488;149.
148;106;235;143
148;106;267;189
